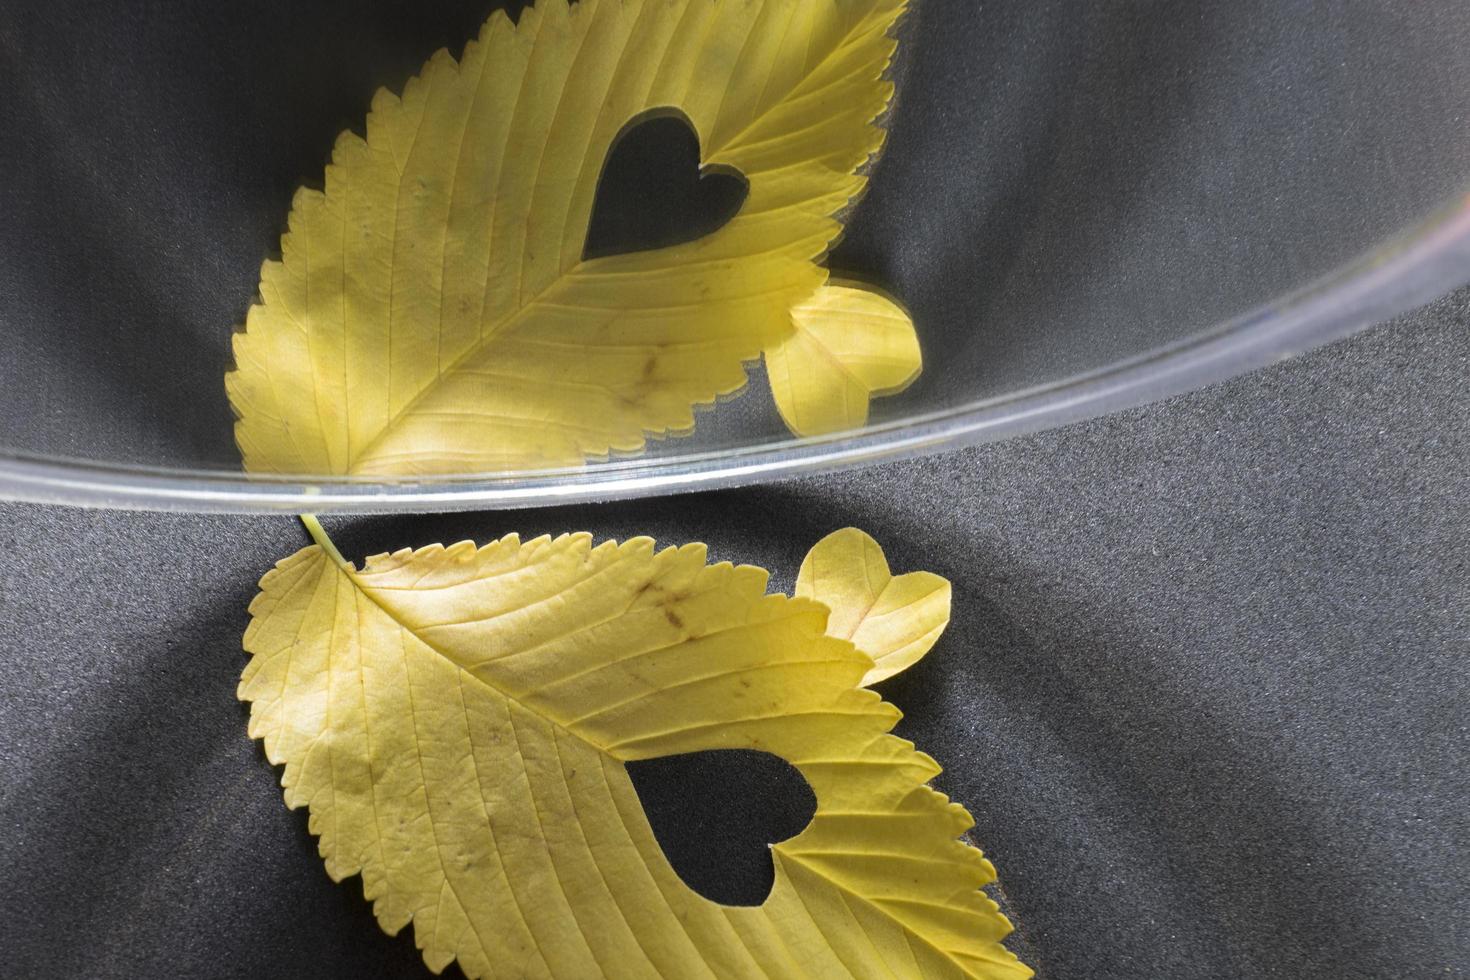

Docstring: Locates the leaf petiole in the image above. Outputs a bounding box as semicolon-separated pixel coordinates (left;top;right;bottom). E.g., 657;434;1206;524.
299;514;351;569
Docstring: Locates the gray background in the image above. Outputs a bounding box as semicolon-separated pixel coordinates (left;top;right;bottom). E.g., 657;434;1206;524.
2;0;1469;974
1;288;1467;978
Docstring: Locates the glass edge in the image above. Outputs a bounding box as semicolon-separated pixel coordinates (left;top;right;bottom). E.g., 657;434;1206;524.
3;192;1469;514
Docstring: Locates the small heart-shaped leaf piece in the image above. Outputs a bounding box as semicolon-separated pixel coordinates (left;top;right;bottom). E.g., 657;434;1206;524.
765;281;922;438
583;111;749;260
798;527;951;685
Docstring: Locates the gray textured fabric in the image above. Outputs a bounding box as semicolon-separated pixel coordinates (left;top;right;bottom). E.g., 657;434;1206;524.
1;288;1466;979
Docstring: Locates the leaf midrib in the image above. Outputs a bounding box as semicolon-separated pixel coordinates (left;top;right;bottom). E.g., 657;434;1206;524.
331;550;624;752
332;546;821;758
345;272;571;472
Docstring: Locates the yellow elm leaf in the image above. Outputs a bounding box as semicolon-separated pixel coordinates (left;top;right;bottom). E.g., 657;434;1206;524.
765;282;922;438
226;0;910;477
798;527;951;685
240;527;1029;979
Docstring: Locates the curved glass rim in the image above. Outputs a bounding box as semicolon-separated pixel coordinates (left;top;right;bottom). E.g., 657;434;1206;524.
5;190;1469;513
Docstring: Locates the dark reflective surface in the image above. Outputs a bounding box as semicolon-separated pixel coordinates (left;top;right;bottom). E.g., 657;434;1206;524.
1;0;1466;472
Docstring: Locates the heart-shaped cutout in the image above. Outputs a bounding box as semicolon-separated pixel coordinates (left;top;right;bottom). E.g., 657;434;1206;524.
627;749;816;907
583;109;749;261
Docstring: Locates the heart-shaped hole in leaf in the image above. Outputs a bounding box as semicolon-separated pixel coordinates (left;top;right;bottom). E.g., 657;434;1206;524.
627;749;816;907
583;108;749;261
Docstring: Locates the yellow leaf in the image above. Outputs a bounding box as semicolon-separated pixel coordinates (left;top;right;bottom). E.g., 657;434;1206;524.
226;0;910;477
240;527;1029;979
765;282;922;437
798;528;951;685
